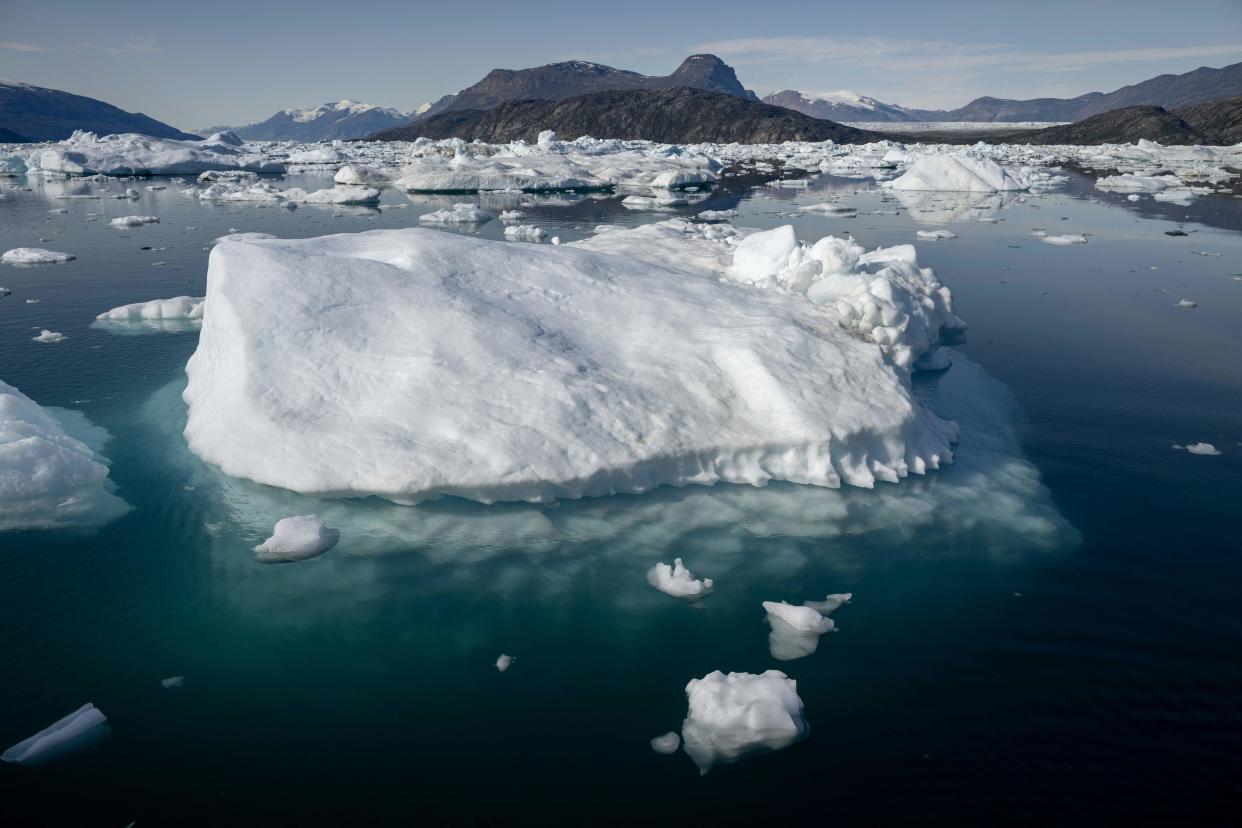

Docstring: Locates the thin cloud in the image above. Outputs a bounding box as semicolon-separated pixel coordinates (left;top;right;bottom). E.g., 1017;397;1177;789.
0;41;51;53
79;36;162;54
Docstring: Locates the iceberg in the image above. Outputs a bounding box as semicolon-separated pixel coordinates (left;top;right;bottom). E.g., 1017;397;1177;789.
763;600;838;661
496;654;514;672
650;732;681;754
3;247;75;264
32;130;284;176
502;224;547;242
253;515;340;563
1;704;110;766
183;229;958;505
1;379;129;531
681;670;807;774
94;296;204;333
647;558;714;598
32;329;65;343
418;203;492;224
109;215;160;227
883;155;1029;193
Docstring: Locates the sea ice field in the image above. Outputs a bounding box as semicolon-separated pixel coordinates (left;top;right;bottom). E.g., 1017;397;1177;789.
1;132;1240;821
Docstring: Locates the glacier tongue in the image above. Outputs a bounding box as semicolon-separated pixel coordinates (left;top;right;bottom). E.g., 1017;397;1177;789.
183;228;958;505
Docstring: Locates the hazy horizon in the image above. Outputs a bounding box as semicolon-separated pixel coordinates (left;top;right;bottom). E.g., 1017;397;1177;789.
2;0;1241;130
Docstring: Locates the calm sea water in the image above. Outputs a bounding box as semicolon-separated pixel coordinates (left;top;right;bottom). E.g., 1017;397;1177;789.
1;166;1240;824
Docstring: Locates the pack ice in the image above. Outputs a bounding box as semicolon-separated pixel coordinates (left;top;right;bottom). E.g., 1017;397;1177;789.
183;228;959;504
29;130;284;176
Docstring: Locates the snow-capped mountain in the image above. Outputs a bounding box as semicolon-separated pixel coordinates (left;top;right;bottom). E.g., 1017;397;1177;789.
762;90;920;123
202;100;417;141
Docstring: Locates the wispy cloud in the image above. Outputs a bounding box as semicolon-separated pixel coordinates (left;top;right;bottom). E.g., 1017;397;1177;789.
0;41;51;53
688;37;1242;75
79;35;162;54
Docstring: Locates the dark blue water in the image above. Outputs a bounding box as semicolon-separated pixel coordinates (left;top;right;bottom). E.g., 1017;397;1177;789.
1;169;1240;824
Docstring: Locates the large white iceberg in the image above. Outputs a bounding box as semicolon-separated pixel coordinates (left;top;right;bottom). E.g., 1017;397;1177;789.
883;154;1029;193
1;380;129;531
32;130;284;176
183;228;958;505
681;670;807;774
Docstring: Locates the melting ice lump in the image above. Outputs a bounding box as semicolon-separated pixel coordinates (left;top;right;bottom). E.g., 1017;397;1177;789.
3;247;75;264
253;515;340;563
496;654;514;672
1;379;129;532
183;229;959;504
681;670;807;774
651;732;681;754
418;203;493;224
1;704;110;766
882;154;1030;193
109;215;159;228
762;598;845;661
647;558;714;598
97;296;205;323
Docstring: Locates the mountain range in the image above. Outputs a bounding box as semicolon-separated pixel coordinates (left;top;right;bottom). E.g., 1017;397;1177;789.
197;100;423;141
0;80;198;142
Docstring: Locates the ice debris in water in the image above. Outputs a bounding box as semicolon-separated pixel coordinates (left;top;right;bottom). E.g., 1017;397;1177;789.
882;155;1031;192
418;203;493;224
161;676;185;689
1;703;110;766
1176;299;1198;309
183;228;959;504
2;247;75;264
109;215;159;227
498;210;525;222
697;209;737;221
647;558;714;599
496;654;514;672
28;130;283;176
650;732;681;754
1173;442;1221;456
763;600;837;661
803;593;852;614
503;224;548;242
916;229;957;240
253;515;340;563
681;670;807;774
32;329;65;343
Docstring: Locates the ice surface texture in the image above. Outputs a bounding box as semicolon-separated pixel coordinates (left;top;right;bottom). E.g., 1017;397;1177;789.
681;670;806;773
183;229;958;505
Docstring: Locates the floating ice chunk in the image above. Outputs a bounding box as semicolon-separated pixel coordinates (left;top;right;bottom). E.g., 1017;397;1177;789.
1153;188;1198;205
496;654;514;672
883;155;1029;193
109;215;159;228
803;592;852;614
801;203;856;215
3;247;75;264
418;203;493;224
334;164;389;187
621;194;688;209
1173;442;1221;456
1095;173;1181;193
499;210;526;222
253;515;340;563
647;558;714;598
697;209;737;221
161;676;185;689
650;732;681;754
286;146;345;166
503;224;548;242
1040;234;1088;245
681;670;807;774
94;296;204;333
916;229;957;240
762;601;834;633
184;229;958;503
32;329;65;343
1;704;110;766
1176;299;1198;309
0;287;9;298
33;130;283;176
763;601;836;660
285;185;381;205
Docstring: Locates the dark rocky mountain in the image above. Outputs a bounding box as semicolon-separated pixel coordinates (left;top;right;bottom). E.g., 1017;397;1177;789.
0;80;198;141
762;90;920;122
1167;95;1242;145
199;100;415;141
923;94;1102;123
411;55;759;123
997;96;1242;145
372;87;882;144
0;126;29;142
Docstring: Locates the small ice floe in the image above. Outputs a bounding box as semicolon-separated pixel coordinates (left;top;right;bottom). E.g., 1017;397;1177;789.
650;732;681;754
32;329;65;343
1173;442;1221;456
1;704;110;766
0;286;10;298
916;229;957;240
25;298;40;303
1176;299;1198;309
495;654;514;672
803;592;853;614
418;203;493;224
48;208;68;214
697;209;737;221
253;515;339;563
1126;194;1141;201
681;670;806;774
95;296;204;328
763;601;836;661
146;184;166;191
1037;232;1088;245
550;236;561;245
503;224;548;242
3;247;75;264
109;215;160;228
498;210;526;222
334;164;389;187
646;558;714;599
621;194;687;209
801;203;856;215
110;188;140;199
161;676;185;689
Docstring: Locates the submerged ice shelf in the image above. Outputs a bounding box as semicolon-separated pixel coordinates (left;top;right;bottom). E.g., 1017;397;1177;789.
183;228;960;505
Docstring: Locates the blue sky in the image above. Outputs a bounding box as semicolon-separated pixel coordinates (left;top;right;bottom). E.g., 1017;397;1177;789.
3;0;1241;128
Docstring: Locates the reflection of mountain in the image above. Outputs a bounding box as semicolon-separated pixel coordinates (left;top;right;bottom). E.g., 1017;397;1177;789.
141;353;1075;628
891;190;1022;225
